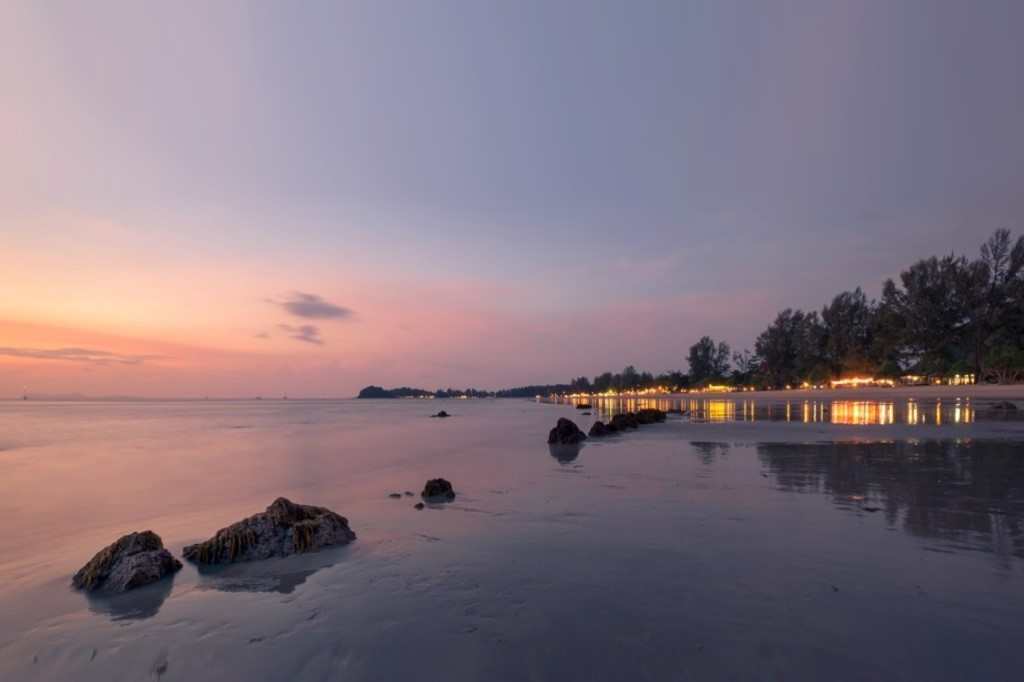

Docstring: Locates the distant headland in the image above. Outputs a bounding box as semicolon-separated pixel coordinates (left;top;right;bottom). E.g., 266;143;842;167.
356;385;574;399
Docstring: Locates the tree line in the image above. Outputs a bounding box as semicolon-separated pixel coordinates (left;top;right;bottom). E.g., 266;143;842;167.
746;228;1024;387
568;229;1024;391
359;230;1024;398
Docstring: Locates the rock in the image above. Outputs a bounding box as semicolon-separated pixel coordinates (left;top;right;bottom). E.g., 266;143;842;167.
72;531;181;594
414;502;425;510
404;491;414;496
432;410;451;418
547;417;587;444
991;401;1018;411
636;408;667;424
575;403;593;410
421;478;456;500
609;413;639;431
182;497;356;564
581;411;592;415
388;493;402;499
588;410;662;437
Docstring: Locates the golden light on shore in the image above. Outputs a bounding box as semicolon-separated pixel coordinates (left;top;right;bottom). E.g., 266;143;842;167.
830;401;894;425
830;377;896;388
553;388;977;427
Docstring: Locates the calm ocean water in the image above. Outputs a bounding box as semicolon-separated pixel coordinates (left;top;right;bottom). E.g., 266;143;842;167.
1;399;1023;681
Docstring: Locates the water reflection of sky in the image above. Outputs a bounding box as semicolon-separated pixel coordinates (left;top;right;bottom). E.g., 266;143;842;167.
3;400;1024;681
753;440;1024;566
560;395;1004;426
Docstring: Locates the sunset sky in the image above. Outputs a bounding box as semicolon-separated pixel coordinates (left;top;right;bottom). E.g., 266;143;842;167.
2;0;1023;397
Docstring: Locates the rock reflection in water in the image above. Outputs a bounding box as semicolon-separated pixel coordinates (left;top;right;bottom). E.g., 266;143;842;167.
194;547;349;594
86;574;175;622
758;440;1024;564
548;443;583;464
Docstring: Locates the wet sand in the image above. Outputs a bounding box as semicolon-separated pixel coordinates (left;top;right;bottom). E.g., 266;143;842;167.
1;399;1023;681
728;383;1024;403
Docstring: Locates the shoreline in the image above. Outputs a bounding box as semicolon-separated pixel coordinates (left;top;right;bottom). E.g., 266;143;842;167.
563;384;1024;403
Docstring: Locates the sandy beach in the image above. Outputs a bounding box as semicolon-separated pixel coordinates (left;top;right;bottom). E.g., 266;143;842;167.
718;383;1024;403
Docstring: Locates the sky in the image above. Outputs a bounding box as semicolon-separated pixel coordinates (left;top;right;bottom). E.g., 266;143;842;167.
2;0;1023;398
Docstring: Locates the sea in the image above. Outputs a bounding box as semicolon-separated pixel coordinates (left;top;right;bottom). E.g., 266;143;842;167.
1;397;1023;681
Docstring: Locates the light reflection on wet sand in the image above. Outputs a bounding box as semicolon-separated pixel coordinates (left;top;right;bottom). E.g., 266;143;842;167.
559;394;994;426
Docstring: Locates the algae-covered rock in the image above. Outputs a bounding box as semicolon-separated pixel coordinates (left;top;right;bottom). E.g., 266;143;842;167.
183;498;356;565
73;531;181;594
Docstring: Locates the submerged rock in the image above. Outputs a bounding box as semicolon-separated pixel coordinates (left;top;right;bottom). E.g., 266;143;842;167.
388;493;402;499
547;417;587;444
182;498;356;564
421;478;456;500
432;410;451;418
73;531;181;594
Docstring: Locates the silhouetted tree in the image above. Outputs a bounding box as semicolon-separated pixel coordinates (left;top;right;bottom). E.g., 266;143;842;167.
820;287;877;376
688;336;731;384
753;310;826;387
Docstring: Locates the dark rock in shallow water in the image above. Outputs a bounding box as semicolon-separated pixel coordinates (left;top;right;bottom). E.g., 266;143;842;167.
388;493;402;499
636;408;667;424
991;401;1018;411
421;478;456;500
609;413;639;431
589;410;664;437
414;502;425;510
581;411;591;415
431;410;451;418
575;403;593;410
404;491;414;496
182;497;356;565
73;531;181;594
548;417;587;444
